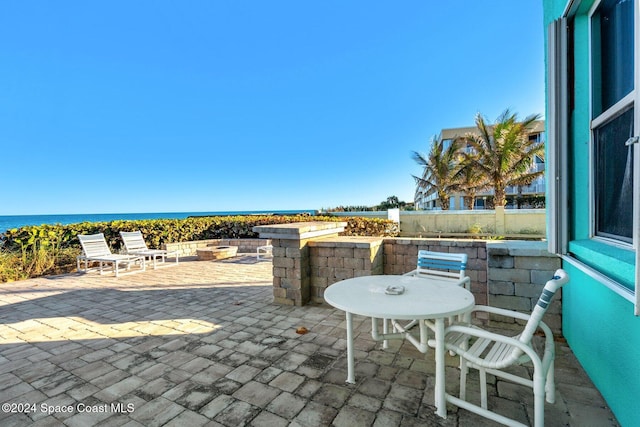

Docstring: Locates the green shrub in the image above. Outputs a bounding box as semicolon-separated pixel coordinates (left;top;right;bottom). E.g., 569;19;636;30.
0;249;27;282
0;242;77;282
0;214;398;282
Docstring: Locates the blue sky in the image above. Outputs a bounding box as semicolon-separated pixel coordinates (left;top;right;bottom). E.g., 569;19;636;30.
1;1;545;215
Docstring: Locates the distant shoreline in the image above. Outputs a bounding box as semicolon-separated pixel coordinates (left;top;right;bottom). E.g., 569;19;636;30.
0;210;317;234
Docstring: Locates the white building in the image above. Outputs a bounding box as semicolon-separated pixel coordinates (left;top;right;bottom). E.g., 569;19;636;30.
414;120;545;210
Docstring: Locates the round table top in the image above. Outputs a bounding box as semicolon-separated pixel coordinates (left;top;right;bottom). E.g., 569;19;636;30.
324;275;475;320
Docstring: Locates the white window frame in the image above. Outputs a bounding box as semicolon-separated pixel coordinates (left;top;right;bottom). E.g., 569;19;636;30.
635;0;639;315
547;16;569;256
549;0;639;314
588;0;640;313
588;0;637;248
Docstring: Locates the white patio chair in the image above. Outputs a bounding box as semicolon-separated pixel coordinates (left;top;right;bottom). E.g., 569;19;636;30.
77;233;145;277
392;250;471;333
403;250;470;290
257;244;273;260
120;231;179;269
442;269;570;427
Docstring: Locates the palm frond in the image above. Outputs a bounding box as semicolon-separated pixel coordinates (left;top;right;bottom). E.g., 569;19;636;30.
508;170;545;187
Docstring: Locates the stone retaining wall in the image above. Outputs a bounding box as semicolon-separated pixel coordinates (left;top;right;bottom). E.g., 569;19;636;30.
382;238;488;305
252;222;564;335
270;237;312;306
253;222;348;306
381;238;562;333
163;238;271;257
308;237;384;304
486;241;563;332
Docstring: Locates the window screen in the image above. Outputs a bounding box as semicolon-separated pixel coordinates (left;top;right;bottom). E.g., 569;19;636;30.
594;107;634;241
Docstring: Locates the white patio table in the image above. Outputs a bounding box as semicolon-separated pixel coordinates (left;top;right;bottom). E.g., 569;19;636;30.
324;274;474;418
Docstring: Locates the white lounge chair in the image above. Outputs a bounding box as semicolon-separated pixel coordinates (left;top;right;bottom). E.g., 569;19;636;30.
120;230;179;269
77;233;145;277
442;269;570;427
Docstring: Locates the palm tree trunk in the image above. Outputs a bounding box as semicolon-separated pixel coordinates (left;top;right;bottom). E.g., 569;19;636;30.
438;191;450;210
468;194;476;210
494;184;507;207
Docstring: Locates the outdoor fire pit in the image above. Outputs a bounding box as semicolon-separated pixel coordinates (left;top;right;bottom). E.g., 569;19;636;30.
196;246;238;261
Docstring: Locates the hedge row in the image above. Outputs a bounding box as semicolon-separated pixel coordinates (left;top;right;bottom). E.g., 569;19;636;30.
2;214;398;252
0;215;399;282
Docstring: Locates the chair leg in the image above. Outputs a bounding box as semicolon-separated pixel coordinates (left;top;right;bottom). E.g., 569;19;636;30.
459;358;468;401
545;363;556;404
533;375;546;427
479;368;488;409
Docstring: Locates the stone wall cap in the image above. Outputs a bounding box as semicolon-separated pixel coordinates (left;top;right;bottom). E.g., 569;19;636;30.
253;221;348;239
487;240;555;257
309;236;383;248
382;237;485;246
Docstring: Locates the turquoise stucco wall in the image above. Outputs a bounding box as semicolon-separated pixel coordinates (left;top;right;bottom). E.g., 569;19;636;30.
570;9;595;241
543;1;640;426
562;264;640;427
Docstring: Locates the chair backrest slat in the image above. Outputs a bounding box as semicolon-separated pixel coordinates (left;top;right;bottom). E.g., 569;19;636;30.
78;233;112;257
120;231;149;252
415;250;467;281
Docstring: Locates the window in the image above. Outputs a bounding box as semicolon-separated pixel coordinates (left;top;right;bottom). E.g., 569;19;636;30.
591;0;634;117
591;0;635;243
441;138;454;150
529;132;544;143
594;107;634;241
548;1;639;312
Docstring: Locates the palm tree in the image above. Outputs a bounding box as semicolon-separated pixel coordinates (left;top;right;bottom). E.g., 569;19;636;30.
412;135;462;210
451;154;491;210
383;196;400;209
456;110;544;208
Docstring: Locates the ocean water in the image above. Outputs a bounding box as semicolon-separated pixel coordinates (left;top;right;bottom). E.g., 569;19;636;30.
0;210;315;234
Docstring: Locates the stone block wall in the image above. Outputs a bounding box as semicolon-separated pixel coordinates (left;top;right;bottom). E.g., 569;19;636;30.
308;237;384;304
382;238;488;305
487;241;562;332
252;222;565;336
253;221;348;306
342;237;562;335
271;237;312;306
